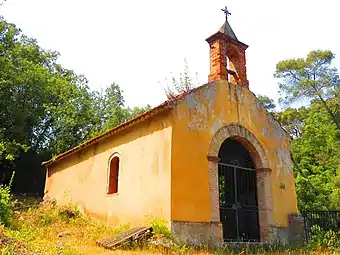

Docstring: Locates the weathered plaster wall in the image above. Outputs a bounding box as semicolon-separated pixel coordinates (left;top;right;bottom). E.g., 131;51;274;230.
45;111;172;226
170;80;297;228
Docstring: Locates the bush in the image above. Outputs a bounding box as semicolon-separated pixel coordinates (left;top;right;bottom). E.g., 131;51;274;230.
57;204;80;223
35;203;81;227
308;225;340;250
0;172;15;226
148;217;172;238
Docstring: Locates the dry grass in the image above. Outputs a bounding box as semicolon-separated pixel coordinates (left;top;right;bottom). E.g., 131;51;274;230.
2;197;124;254
0;196;206;254
0;196;339;255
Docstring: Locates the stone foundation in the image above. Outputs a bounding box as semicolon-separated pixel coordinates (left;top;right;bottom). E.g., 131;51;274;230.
262;215;305;246
171;221;223;248
287;214;306;246
171;217;305;248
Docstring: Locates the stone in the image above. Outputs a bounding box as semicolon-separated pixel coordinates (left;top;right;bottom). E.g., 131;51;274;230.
171;221;223;249
148;236;175;249
287;214;306;246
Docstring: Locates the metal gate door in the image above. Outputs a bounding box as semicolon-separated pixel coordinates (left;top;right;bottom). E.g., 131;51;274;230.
218;162;260;242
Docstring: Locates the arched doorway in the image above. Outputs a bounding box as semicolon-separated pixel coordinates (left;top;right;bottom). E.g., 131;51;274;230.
218;138;260;242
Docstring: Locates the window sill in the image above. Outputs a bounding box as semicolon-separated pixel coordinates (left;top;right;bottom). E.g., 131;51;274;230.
106;193;119;198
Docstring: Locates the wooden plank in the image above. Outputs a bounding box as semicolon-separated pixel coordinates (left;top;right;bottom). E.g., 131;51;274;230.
96;226;153;250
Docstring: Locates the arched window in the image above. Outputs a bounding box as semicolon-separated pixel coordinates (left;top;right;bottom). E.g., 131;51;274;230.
107;155;120;194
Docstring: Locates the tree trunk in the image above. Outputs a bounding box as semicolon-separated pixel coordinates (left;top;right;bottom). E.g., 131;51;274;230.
317;95;340;130
311;85;340;130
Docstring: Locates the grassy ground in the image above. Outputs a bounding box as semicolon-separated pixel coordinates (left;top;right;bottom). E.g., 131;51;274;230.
0;196;338;255
0;196;209;254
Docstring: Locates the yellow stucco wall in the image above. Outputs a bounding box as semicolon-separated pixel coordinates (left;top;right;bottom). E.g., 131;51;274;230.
45;80;298;230
170;80;298;227
45;111;172;226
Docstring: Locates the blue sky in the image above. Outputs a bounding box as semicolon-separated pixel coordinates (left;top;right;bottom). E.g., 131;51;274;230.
2;0;340;108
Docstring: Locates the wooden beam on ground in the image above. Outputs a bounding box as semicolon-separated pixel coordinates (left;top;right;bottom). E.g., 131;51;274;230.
96;226;153;250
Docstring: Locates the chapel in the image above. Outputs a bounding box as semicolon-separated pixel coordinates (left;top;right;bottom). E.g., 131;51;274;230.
43;8;302;246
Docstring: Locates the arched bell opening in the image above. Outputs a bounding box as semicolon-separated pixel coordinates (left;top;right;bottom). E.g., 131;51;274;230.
226;45;242;84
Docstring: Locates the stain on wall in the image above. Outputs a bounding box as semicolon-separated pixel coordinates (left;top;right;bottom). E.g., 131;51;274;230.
170;80;297;227
45;79;297;231
275;147;292;177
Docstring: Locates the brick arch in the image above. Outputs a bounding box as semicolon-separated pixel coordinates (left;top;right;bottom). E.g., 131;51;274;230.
207;123;274;243
208;123;269;169
226;44;240;58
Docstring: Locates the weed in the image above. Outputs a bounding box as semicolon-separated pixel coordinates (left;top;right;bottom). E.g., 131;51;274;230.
307;226;340;251
1;196;339;254
0;172;15;226
147;217;172;238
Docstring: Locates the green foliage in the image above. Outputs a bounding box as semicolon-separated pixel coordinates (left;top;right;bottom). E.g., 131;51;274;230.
274;103;339;212
0;16;151;193
275;50;340;212
0;16;97;160
293;102;339;210
274;50;340;129
0;15;150;158
88;83;152;137
257;92;339;211
0;172;14;225
147;217;172;238
2;197;129;254
274;107;308;139
276;100;340;211
125;105;152;120
308;227;340;250
33;203;81;227
257;94;276;112
275;50;338;104
261;90;340;249
330;173;340;208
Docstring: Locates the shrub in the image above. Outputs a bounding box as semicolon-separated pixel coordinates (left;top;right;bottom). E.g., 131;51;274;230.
308;225;340;250
148;217;172;239
35;203;81;227
0;172;15;226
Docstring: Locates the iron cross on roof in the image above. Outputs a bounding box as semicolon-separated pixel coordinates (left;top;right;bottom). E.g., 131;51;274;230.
221;6;231;21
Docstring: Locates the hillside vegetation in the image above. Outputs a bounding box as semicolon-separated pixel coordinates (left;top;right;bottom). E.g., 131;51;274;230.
0;12;339;255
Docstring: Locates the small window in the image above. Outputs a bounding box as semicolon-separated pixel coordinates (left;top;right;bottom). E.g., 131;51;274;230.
108;156;120;194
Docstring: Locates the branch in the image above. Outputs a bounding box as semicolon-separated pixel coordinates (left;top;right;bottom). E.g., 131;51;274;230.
288;70;302;82
0;0;7;7
310;84;340;129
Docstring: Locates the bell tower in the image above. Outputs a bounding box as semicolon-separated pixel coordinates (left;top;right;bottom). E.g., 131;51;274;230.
206;6;249;87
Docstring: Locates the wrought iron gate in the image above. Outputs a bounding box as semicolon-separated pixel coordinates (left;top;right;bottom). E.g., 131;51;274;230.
218;162;260;242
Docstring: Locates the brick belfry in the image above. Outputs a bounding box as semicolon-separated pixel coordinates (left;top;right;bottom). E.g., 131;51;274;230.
206;6;249;87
